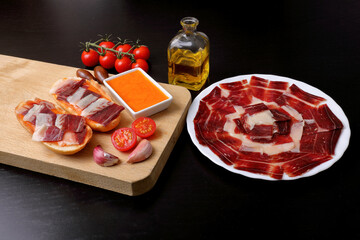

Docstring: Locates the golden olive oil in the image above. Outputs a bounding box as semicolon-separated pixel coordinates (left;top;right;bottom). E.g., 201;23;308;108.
168;17;210;91
168;47;209;91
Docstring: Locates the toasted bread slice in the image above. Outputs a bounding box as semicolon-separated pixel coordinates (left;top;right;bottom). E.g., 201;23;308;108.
50;77;123;132
15;98;92;155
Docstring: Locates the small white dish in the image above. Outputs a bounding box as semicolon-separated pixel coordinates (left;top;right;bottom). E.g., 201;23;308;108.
104;68;173;119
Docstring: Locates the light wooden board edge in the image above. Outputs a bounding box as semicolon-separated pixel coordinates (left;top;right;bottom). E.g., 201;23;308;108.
130;98;191;195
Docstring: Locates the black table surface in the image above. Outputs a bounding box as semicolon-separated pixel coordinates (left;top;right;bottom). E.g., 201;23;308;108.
1;1;359;239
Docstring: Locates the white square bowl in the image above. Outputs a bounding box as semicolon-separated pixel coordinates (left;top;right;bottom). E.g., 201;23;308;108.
104;68;173;119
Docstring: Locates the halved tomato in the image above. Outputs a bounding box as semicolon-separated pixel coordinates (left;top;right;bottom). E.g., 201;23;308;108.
111;128;137;151
131;117;156;138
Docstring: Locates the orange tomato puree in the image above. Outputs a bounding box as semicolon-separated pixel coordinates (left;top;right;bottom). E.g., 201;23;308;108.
107;70;168;112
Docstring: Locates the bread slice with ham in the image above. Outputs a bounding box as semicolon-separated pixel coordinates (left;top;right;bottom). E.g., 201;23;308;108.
50;77;124;132
15;98;93;155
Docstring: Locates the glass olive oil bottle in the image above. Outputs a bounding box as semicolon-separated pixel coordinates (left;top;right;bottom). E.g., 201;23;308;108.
168;17;210;91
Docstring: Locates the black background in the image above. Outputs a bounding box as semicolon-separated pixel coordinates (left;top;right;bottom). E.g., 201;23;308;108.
0;1;359;239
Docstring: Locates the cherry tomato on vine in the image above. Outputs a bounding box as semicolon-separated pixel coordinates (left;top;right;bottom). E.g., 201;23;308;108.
131;117;156;138
131;59;149;72
115;56;132;73
98;41;115;52
111;128;137;152
133;46;150;60
99;51;117;69
116;44;133;53
81;49;99;67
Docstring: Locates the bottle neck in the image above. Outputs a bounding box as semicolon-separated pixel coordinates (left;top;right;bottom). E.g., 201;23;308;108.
181;17;199;34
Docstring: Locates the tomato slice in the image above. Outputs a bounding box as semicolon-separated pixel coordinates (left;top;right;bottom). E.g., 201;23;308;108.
111;128;137;151
131;117;156;138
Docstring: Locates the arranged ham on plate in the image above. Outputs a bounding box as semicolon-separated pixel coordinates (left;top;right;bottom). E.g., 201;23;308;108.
187;75;350;180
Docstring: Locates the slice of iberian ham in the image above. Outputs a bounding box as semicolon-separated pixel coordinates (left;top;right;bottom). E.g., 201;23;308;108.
193;76;343;179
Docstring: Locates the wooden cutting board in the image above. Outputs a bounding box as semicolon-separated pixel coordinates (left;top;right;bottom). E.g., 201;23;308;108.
0;54;191;196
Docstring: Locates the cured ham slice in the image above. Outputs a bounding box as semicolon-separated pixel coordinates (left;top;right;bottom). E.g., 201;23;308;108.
76;92;99;110
55;114;85;133
249;76;288;102
66;87;87;105
23;103;55;125
302;104;343;133
275;84;326;113
35;113;56;127
194;76;343;179
219;80;252;106
53;79;86;101
81;98;113;117
32;125;64;142
87;103;124;127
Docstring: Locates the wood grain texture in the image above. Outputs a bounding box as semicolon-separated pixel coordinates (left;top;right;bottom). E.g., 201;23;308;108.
0;54;191;196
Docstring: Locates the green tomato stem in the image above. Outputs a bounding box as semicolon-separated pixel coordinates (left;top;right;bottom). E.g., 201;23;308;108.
87;42;135;59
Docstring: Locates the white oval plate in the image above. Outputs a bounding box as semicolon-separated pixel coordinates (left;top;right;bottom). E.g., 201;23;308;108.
186;74;351;180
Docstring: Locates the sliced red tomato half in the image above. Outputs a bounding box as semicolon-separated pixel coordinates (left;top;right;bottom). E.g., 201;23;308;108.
131;117;156;138
111;128;137;152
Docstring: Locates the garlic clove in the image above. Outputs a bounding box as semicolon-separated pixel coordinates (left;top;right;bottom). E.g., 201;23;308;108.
127;139;153;163
93;145;120;167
